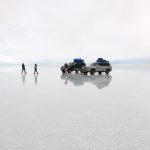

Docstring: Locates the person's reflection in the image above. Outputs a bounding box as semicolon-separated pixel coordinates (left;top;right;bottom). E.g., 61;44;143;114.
34;74;38;85
61;74;68;85
22;73;26;85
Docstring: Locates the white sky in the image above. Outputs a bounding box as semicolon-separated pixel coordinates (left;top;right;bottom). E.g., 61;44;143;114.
0;0;150;63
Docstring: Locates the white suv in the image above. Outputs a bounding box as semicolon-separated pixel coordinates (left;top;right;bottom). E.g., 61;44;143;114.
82;62;112;75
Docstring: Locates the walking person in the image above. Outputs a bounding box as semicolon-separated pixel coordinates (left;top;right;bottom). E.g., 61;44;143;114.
34;64;38;75
22;63;26;74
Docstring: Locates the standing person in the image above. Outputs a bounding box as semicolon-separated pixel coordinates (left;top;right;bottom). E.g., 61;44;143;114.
64;63;68;74
22;63;26;74
34;64;38;75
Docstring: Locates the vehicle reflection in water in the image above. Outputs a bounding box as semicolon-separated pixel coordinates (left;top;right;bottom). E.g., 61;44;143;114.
61;73;112;89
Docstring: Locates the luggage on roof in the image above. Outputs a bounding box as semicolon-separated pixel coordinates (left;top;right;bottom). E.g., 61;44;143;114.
96;58;106;62
96;58;109;65
73;58;84;63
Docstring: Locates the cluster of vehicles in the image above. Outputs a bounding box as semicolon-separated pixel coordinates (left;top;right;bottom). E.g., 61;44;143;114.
61;58;112;75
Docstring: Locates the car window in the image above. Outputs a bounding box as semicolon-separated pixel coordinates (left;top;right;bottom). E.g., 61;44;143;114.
91;63;96;66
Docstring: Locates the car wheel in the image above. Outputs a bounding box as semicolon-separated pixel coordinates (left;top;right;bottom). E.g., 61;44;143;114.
62;70;65;73
90;69;95;75
67;68;72;73
105;69;110;74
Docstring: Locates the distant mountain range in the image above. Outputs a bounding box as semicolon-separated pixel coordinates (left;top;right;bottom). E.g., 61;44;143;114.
111;58;150;64
0;58;150;66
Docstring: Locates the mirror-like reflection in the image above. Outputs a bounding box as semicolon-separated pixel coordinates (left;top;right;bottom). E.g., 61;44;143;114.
61;73;112;89
34;74;38;85
21;73;26;85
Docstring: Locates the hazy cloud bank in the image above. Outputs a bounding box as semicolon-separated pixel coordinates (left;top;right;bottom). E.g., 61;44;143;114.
0;0;150;63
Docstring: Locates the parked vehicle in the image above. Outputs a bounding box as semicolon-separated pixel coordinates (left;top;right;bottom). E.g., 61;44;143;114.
61;58;86;73
81;58;112;75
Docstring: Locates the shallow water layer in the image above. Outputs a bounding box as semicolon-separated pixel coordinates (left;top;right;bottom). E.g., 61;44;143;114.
0;65;150;150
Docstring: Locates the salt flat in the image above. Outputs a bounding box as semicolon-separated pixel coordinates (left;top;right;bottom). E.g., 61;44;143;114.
0;65;150;150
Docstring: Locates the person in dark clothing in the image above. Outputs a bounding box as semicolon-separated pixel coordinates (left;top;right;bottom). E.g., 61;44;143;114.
64;63;68;74
22;63;26;74
34;64;38;75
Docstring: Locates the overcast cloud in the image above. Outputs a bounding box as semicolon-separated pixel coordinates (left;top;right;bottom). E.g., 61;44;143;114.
0;0;150;63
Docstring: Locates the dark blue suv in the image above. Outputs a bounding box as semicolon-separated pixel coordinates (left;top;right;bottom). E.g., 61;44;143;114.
61;58;86;73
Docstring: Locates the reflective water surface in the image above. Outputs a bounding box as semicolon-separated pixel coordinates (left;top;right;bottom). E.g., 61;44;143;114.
61;73;112;89
0;66;150;150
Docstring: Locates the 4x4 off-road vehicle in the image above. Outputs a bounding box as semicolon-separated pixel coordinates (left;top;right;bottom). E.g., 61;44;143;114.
82;58;112;75
61;58;86;74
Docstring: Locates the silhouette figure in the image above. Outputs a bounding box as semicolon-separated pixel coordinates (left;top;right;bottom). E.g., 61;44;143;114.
64;63;68;74
34;64;38;75
22;63;26;74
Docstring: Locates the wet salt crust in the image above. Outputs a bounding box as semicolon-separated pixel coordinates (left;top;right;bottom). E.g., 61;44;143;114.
0;65;150;150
